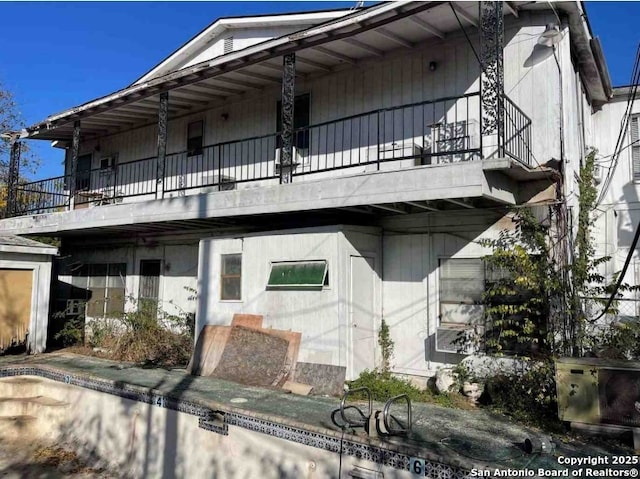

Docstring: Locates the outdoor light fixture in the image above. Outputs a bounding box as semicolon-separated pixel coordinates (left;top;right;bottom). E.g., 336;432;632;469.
537;23;562;47
429;61;437;71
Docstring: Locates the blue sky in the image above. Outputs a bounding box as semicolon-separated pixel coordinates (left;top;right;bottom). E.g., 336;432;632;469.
0;1;637;178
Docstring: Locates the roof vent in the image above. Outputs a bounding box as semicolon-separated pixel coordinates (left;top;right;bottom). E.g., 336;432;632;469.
224;36;234;54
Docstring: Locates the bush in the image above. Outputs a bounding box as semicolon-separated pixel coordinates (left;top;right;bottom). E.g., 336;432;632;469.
483;360;562;431
53;315;84;347
82;298;194;367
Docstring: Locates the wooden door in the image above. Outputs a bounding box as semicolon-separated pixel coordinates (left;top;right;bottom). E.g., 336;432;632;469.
0;269;33;351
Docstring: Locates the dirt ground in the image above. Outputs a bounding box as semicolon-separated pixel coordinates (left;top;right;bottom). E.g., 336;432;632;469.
0;439;115;479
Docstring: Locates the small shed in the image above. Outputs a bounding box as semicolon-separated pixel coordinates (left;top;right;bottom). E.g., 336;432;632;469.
0;236;57;353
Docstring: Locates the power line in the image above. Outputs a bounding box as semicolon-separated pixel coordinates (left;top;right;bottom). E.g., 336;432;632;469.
596;43;640;205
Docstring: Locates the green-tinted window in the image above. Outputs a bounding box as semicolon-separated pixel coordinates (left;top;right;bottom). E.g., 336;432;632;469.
267;261;328;290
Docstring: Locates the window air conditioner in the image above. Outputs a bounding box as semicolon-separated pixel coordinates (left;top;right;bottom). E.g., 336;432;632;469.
435;324;481;354
99;155;117;171
275;146;307;173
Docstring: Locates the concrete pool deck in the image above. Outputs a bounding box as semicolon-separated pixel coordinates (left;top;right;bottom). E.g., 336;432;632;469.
0;352;635;478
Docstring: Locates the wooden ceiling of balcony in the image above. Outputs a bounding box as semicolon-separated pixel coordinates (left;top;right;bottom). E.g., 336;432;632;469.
25;1;517;142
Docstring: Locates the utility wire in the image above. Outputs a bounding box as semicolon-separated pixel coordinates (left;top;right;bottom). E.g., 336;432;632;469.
596;43;640;205
591;44;640;320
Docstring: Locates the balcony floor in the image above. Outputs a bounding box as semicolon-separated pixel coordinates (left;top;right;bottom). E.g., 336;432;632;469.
1;160;553;237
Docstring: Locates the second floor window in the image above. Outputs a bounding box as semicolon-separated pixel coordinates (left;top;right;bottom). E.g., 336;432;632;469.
187;120;204;157
276;93;310;150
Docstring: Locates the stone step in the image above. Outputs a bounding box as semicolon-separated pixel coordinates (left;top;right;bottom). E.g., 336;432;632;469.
0;376;71;399
0;415;38;440
0;396;69;417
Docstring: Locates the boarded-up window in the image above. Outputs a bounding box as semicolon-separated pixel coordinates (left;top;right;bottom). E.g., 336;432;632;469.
74;263;126;318
221;254;241;300
224;36;234;54
187;120;204;157
631;115;640;183
266;261;328;290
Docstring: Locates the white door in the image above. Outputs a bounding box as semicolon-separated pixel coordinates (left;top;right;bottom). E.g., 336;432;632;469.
350;255;376;378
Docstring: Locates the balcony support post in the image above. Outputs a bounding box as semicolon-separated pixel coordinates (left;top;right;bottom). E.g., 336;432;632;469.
479;1;505;158
5;138;21;217
68;120;81;210
156;91;169;198
280;52;295;184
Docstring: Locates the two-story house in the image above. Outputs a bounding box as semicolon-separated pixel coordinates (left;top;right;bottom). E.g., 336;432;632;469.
0;1;612;380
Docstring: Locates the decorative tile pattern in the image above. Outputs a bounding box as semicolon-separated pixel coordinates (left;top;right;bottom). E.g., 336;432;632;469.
0;365;474;479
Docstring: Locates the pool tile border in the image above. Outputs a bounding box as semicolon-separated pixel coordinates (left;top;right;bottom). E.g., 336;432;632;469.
0;365;474;479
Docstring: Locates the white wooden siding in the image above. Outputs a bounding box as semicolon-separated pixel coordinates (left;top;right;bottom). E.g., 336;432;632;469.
197;226;381;377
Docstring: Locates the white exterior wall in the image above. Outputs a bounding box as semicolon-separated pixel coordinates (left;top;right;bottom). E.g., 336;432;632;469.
183;26;314;69
73;11;564;196
590;97;640;288
197;226;381;376
0;251;55;353
57;241;199;318
380;211;513;377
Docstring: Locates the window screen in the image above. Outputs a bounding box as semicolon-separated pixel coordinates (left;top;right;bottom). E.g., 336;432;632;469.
439;258;484;325
631;115;640;183
221;254;241;300
187;120;204;157
267;261;328;290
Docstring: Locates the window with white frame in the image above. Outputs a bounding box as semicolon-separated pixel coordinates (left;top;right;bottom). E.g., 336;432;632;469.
71;263;126;318
266;260;328;290
220;254;242;300
439;258;485;326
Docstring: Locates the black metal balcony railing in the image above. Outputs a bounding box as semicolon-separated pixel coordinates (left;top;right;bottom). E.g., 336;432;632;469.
11;92;532;216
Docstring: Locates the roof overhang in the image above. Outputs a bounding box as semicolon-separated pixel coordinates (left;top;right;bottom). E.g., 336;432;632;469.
133;9;356;85
553;1;612;109
14;1;612;142
16;1;492;142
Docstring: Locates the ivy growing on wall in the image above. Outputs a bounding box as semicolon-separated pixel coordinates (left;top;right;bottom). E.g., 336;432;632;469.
480;149;633;358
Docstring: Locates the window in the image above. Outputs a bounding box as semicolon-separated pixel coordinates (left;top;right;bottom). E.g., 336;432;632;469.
221;254;241;300
266;260;328;290
276;93;310;150
75;154;92;191
71;263;126;318
139;260;161;314
631;115;640;182
187;120;204;157
223;36;234;54
439;258;485;326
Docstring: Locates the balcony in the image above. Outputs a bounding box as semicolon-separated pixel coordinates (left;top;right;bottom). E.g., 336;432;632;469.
10;92;532;218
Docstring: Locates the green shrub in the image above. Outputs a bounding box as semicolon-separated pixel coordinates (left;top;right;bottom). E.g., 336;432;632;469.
349;369;426;402
53;315;84;347
483;360;562;431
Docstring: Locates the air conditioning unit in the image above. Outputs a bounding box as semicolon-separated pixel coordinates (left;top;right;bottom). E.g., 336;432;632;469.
556;357;640;431
99;155;117;171
435;324;481;354
274;146;305;173
426;119;479;164
65;299;85;316
366;141;423;171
